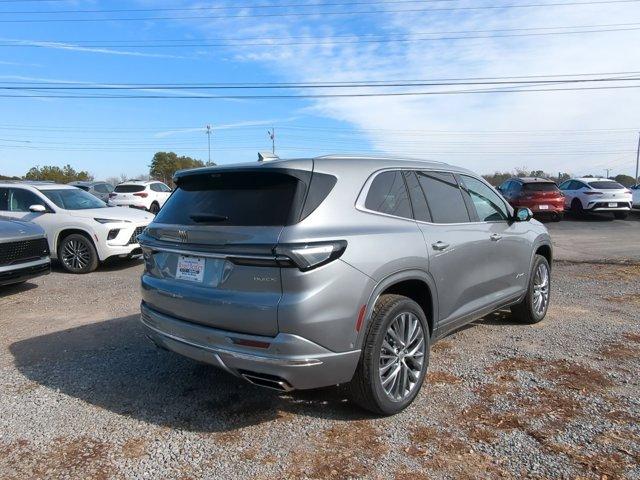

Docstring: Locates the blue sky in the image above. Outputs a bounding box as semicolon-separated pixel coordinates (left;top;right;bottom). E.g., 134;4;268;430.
1;0;640;180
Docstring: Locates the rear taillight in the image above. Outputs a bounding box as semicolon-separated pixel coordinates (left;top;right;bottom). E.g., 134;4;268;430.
108;193;117;198
624;189;632;194
134;192;148;198
275;241;347;271
584;191;602;196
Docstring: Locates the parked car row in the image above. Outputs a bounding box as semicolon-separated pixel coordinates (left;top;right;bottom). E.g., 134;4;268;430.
497;176;635;220
0;181;154;274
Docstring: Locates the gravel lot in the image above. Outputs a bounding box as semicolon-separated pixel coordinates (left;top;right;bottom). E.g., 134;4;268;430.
1;230;639;479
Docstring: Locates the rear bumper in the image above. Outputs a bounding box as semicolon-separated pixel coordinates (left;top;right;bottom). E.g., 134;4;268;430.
0;257;50;286
586;202;632;211
140;302;361;390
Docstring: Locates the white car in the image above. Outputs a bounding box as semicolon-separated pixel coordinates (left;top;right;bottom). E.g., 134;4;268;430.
108;180;172;214
631;184;640;208
0;182;153;273
558;177;633;219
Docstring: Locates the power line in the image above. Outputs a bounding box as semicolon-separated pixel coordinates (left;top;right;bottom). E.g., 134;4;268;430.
4;24;640;48
3;84;640;98
0;0;462;14
0;0;637;23
2;74;639;90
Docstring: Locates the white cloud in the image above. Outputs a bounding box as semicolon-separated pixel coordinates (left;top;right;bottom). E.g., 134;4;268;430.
180;1;640;175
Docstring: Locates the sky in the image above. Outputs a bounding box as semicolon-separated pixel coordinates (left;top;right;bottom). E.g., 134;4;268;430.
1;0;640;180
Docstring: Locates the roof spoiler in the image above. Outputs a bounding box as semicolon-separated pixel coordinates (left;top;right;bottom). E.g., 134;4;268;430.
258;151;279;162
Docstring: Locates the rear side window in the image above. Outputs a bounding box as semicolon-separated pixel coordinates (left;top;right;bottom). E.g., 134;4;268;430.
75;185;90;191
115;184;146;193
417;172;470;224
364;171;412;219
523;182;558;192
154;171;306;226
587;181;624;190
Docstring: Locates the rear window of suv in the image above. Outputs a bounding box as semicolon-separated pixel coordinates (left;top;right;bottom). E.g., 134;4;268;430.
154;170;334;226
523;182;558;192
114;184;146;193
587;181;624;189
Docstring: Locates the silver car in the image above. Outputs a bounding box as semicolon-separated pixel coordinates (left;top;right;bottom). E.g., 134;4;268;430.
139;156;552;414
0;217;50;286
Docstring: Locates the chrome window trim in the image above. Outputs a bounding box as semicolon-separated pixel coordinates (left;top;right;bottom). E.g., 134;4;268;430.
356;168;512;226
140;244;277;261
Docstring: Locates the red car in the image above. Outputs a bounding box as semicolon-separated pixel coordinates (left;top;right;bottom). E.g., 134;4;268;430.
497;177;565;221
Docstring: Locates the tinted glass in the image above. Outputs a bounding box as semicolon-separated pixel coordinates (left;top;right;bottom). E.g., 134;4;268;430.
154;171;302;226
160;184;172;192
588;181;624;190
75;185;90;191
41;189;107;210
115;184;146;193
460;175;508;221
364;171;412;219
1;188;45;212
417;172;470;223
558;181;571;190
404;171;431;222
149;183;161;192
94;184;109;193
523;182;559;192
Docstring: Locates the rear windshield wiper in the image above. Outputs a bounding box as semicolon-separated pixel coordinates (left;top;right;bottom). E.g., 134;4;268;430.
189;213;229;223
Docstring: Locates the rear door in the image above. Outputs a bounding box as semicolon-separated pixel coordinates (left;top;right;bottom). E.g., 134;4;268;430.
139;166;312;337
410;171;495;332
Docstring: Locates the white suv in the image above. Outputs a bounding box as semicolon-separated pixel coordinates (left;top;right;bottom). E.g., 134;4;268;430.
559;177;633;219
108;180;172;214
0;182;153;273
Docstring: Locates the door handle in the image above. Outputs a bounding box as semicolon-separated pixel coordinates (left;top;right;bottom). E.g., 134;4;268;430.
432;241;449;251
490;233;502;242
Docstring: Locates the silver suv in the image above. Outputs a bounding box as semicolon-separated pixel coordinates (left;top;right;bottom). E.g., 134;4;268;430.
139;156;552;415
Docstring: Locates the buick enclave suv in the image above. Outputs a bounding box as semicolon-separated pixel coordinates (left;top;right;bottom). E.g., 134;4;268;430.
139;156;552;414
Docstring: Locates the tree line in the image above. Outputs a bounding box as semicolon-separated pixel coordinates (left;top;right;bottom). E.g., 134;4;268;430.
2;154;638;187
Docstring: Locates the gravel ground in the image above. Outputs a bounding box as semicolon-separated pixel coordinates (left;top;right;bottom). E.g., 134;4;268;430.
0;258;638;479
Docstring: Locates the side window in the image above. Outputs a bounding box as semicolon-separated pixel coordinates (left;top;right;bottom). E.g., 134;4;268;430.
94;184;108;193
417;171;470;224
558;180;570;190
364;170;412;219
160;183;172;192
498;181;509;192
0;188;8;210
149;183;161;192
404;171;431;222
460;175;509;222
512;182;522;192
7;188;44;212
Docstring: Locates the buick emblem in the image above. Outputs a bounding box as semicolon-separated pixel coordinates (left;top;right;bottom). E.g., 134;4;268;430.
177;229;188;242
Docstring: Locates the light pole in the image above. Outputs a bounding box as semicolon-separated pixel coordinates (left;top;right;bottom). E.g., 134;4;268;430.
206;124;212;166
635;131;639;184
604;168;611;179
268;128;275;154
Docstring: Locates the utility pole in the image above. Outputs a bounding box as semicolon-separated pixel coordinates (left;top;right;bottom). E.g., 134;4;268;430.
635;131;640;184
268;128;275;154
206;124;212;166
604;168;611;179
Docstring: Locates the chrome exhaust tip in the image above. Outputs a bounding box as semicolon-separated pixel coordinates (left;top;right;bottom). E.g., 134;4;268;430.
241;372;294;392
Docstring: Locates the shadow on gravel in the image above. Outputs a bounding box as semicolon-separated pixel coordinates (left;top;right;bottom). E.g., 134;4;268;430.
9;314;370;433
0;281;39;298
51;257;143;274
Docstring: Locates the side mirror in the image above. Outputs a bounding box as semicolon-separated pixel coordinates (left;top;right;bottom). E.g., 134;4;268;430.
29;204;47;213
513;207;533;222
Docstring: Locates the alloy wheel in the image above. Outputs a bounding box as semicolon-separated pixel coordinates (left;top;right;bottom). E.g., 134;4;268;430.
532;263;550;316
379;312;425;401
61;239;91;271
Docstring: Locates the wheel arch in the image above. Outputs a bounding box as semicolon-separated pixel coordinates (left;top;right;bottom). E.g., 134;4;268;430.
362;270;438;345
55;228;97;257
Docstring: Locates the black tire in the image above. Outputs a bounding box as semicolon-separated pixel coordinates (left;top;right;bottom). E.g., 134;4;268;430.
613;211;628;220
58;233;99;274
553;212;564;222
571;198;584;216
348;294;430;415
149;202;160;214
511;254;551;324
